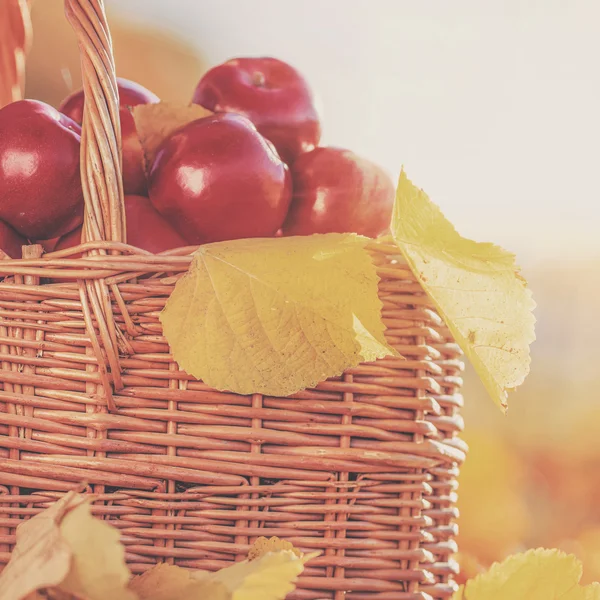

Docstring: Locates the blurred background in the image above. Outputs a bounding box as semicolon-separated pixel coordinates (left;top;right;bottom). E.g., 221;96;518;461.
26;0;600;583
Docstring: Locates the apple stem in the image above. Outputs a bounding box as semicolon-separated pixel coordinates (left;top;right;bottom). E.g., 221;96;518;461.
252;71;266;88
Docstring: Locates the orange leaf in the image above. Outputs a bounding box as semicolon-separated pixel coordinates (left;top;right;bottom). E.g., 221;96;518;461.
0;492;84;600
56;501;136;600
129;563;227;600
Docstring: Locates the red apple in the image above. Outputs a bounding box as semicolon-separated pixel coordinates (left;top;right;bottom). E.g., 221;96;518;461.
55;195;187;256
0;220;27;259
123;195;188;252
282;147;395;238
148;112;292;244
120;110;150;196
0;100;84;240
192;57;320;164
59;78;159;196
53;227;82;256
59;77;159;123
38;237;60;253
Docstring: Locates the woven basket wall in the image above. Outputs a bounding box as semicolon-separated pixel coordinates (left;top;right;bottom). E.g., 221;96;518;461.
0;1;466;598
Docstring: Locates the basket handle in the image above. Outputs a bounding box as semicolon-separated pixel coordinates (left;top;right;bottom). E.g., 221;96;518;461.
0;0;32;109
63;0;129;412
65;0;126;245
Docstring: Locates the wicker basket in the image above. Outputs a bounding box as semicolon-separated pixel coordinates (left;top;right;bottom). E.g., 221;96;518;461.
0;0;31;108
0;2;466;598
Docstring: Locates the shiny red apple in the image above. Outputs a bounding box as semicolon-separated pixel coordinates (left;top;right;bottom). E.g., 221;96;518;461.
0;100;84;240
55;195;187;255
38;237;60;253
0;220;27;259
192;57;320;164
282;147;395;238
59;78;159;195
59;77;159;123
148;112;292;244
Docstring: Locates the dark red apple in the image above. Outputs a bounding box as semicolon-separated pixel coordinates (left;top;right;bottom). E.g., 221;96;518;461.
282;147;395;238
0;220;27;259
148;112;292;244
119;110;149;196
59;78;159;196
53;227;82;256
38;237;60;253
59;77;159;123
123;195;188;252
55;195;187;255
0;100;84;240
192;57;320;164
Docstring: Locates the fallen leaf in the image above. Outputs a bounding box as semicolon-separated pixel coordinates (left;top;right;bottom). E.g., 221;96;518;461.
391;169;535;412
193;549;318;600
132;102;212;169
454;548;600;600
57;501;136;600
161;233;394;396
248;537;302;561
24;591;77;600
129;563;227;600
0;491;83;600
3;494;314;600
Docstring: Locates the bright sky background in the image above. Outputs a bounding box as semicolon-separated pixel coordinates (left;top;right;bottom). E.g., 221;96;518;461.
110;0;599;265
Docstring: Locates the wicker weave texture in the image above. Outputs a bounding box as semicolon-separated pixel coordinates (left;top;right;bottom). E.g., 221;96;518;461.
0;243;465;598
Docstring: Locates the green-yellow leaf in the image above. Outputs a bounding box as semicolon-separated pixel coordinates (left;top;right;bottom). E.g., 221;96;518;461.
57;501;136;600
161;233;394;396
392;169;535;412
453;548;600;600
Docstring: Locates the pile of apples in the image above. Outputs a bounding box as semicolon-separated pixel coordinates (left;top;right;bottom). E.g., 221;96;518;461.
0;57;394;258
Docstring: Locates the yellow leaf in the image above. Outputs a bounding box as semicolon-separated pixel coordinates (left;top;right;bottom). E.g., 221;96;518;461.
452;586;465;600
0;491;84;600
456;548;600;600
391;169;535;412
161;234;394;396
131;102;213;169
247;537;302;561
129;563;227;600
25;592;77;600
193;550;318;600
57;501;136;600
